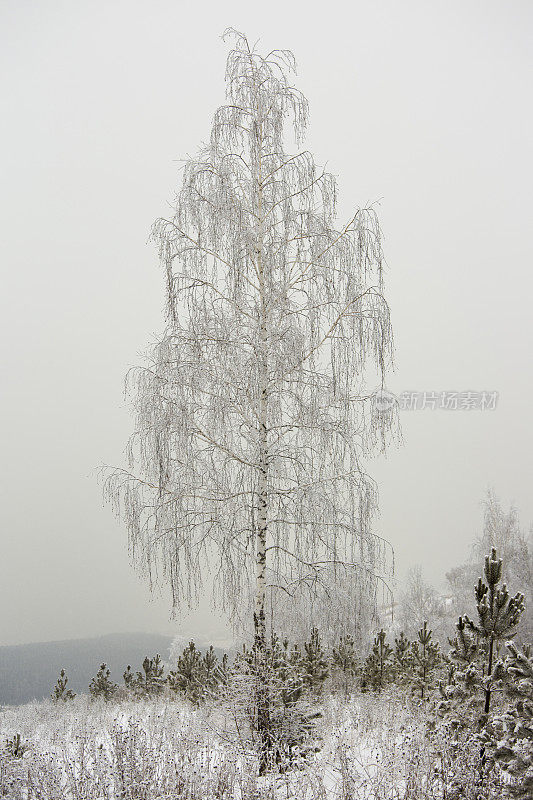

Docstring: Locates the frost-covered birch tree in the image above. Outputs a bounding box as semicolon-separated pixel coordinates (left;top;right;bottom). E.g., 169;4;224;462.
106;29;396;656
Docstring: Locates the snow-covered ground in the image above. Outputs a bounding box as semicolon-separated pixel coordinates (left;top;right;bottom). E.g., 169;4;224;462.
0;691;448;799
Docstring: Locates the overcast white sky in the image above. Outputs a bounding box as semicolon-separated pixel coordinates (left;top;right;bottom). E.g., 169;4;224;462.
1;1;532;646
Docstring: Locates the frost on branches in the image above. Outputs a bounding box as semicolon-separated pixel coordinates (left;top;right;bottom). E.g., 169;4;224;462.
105;29;397;647
485;643;533;799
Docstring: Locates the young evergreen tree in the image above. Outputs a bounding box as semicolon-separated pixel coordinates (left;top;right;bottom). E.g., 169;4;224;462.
89;664;117;701
393;631;412;684
51;668;76;702
270;635;305;707
438;615;484;731
230;633;320;770
302;627;328;694
235;635;304;703
331;632;359;696
217;652;230;688
437;548;526;794
464;549;524;718
123;664;136;694
168;644;198;697
362;629;393;691
288;642;303;670
447;491;533;643
202;646;218;689
440;550;524;727
409;621;441;699
4;734;25;759
265;633;321;769
138;654;166;697
501;642;533;796
483;643;533;799
202;645;228;692
167;641;227;703
167;642;204;703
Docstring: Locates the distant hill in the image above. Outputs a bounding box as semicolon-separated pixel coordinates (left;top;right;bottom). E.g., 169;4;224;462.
0;632;174;706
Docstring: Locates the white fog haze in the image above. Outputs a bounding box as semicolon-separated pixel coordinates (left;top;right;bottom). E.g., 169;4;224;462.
1;0;532;648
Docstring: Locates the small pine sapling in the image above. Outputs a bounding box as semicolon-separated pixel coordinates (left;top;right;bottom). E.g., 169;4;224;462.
4;733;25;759
438;615;484;730
439;550;524;729
302;628;329;694
201;646;227;695
89;664;117;701
289;642;303;671
437;548;526;791
267;633;321;769
483;642;533;799
363;629;394;691
393;632;412;684
231;633;321;770
51;668;76;702
167;641;207;703
213;652;229;688
211;653;230;693
410;621;441;698
463;549;524;718
202;646;218;686
269;634;305;708
139;654;166;697
123;665;135;694
332;633;359;697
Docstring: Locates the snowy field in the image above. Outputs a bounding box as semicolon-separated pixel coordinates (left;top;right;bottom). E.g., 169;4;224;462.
0;692;449;799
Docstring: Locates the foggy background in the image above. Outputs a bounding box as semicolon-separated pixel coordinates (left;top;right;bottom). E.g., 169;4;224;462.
1;0;532;647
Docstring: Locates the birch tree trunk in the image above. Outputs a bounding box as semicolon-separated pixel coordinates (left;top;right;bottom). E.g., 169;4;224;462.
255;100;268;655
253;91;274;771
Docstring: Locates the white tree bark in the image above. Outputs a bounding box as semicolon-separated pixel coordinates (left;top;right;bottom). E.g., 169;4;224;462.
255;106;269;649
